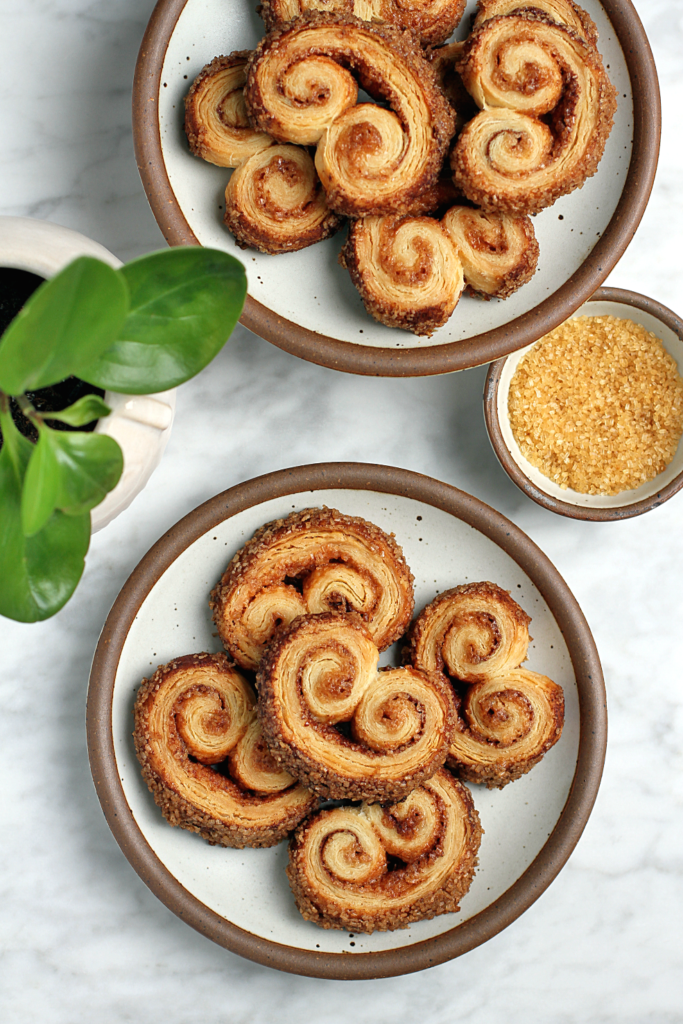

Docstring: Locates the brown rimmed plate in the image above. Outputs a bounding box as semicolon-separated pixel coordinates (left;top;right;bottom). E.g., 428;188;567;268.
484;287;683;521
132;0;659;376
87;463;606;979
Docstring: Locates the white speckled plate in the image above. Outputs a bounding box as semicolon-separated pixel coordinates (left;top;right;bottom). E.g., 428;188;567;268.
133;0;658;374
88;464;606;978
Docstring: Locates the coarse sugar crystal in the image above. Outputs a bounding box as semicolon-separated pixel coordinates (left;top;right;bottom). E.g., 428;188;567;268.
507;315;683;494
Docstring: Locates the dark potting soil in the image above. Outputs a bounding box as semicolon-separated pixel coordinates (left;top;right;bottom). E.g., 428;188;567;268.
0;267;105;450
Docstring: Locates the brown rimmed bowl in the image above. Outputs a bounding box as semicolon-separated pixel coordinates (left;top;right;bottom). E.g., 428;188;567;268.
132;0;659;377
87;463;606;979
484;288;683;522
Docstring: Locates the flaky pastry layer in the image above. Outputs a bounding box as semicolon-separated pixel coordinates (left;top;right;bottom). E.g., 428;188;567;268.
210;507;414;671
245;12;456;217
133;652;316;847
473;0;598;46
451;12;617;215
224;144;343;253
441;206;539;298
256;612;455;801
259;0;467;47
287;769;482;931
184;52;274;167
340;214;465;335
405;582;564;788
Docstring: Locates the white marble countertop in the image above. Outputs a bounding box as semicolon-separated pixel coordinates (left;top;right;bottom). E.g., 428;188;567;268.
1;1;682;1020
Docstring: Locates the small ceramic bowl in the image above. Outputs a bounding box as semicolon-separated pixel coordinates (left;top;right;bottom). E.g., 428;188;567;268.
484;287;683;521
0;216;176;531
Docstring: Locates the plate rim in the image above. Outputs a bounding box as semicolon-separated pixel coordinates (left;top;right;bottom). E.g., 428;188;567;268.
483;286;683;521
87;462;607;979
132;0;660;377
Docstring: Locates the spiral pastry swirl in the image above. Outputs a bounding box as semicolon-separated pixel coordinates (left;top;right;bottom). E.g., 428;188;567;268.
184;53;274;168
260;0;467;47
340;214;464;335
257;613;456;801
133;653;316;848
287;769;482;931
441;206;539;299
210;508;414;671
451;13;617;215
405;582;564;787
224;144;343;254
245;13;456;216
472;0;598;46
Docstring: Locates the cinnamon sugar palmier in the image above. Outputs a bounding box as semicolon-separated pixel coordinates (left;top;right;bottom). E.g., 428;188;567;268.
257;613;456;801
260;0;467;47
441;206;539;299
245;13;456;216
451;13;617;215
210;508;414;671
224;145;343;253
405;582;564;788
133;653;316;848
340;214;464;335
473;0;598;46
287;769;482;931
184;53;274;167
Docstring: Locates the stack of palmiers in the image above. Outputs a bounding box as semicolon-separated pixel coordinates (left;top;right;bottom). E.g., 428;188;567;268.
133;508;564;933
182;0;615;335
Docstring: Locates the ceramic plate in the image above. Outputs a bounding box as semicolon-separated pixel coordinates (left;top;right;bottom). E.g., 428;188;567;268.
87;464;606;979
133;0;658;375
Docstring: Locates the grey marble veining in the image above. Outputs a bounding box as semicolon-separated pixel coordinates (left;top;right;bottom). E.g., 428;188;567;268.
1;2;683;1021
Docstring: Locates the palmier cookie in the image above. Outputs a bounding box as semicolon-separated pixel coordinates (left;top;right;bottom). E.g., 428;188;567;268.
405;582;564;788
256;612;456;802
210;507;414;671
133;652;316;848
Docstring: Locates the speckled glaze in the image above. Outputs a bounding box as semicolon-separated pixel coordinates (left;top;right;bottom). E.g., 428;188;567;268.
484;287;683;521
132;0;659;375
0;217;176;531
87;463;606;979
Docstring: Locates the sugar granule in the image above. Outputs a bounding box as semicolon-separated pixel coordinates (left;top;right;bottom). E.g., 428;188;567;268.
507;315;683;494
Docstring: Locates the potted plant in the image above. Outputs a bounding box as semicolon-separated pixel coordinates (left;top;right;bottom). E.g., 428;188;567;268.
0;217;181;533
0;226;246;623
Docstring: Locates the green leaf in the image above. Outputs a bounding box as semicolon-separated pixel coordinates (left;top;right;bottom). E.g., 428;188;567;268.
0;257;129;395
47;393;111;426
21;428;60;536
21;425;124;535
0;411;90;622
80;247;247;394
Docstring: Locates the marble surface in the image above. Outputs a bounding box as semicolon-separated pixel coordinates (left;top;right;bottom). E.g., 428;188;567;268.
1;1;682;1020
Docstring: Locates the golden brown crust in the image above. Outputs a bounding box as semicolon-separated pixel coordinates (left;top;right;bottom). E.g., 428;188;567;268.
184;52;274;167
473;0;599;47
256;612;456;802
286;769;482;931
340;214;464;335
426;41;479;135
405;582;564;788
441;206;539;298
245;12;456;217
210;507;414;670
451;12;617;215
401;175;463;217
224;144;344;254
260;0;467;47
133;652;316;848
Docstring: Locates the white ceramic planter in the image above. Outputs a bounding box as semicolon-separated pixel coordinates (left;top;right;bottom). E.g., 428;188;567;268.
0;216;175;531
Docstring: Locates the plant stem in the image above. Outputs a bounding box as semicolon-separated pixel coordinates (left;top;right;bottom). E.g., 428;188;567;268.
15;393;40;423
